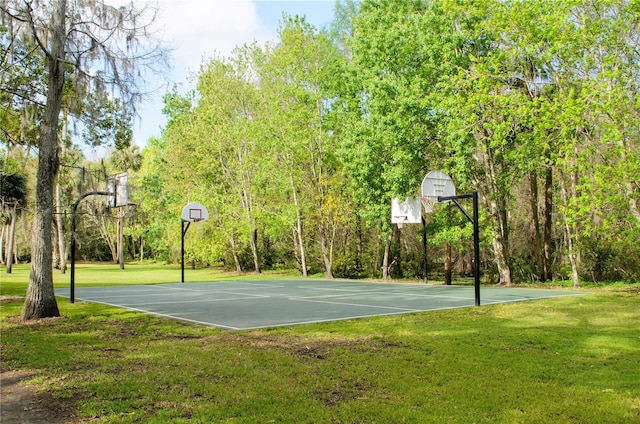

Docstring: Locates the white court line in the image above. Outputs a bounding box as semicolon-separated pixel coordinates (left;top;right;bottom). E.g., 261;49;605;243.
71;297;242;330
79;290;271;301
293;289;474;301
304;286;376;292
124;296;270;307
73;295;423;331
223;304;479;331
75;292;185;300
289;297;422;312
156;283;285;291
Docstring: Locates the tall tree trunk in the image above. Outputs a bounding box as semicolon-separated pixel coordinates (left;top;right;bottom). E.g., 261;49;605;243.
480;144;512;286
528;172;542;281
382;230;392;280
55;179;67;273
444;241;452;285
117;208;125;269
291;176;307;277
486;193;512;286
491;235;512;285
559;173;580;289
55;131;67;273
5;206;16;273
229;235;241;272
355;214;363;273
295;217;307;276
52;221;60;269
249;228;260;273
98;214;118;262
22;0;66;320
320;223;334;279
0;224;5;265
543;166;553;281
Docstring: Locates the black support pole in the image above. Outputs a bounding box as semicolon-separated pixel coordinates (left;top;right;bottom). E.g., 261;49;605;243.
438;192;481;306
422;217;428;284
473;192;480;306
181;220;190;283
71;208;77;304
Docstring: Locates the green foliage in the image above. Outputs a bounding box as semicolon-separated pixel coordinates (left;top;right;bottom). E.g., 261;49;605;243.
0;28;44;148
341;0;457;223
136;137;181;262
0;172;27;207
80;96;133;150
5;0;634;284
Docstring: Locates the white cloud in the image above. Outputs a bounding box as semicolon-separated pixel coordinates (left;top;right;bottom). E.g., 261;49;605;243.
155;0;272;85
102;0;334;145
108;0;276;144
158;0;269;82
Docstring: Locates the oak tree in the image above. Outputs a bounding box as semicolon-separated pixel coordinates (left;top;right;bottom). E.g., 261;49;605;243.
1;0;167;319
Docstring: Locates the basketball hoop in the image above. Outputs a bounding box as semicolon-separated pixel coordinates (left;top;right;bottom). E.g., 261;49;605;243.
421;170;456;213
181;202;209;283
420;196;436;214
105;172;129;209
182;202;209;223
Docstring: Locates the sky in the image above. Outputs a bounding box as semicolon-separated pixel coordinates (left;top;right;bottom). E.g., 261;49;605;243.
129;0;337;149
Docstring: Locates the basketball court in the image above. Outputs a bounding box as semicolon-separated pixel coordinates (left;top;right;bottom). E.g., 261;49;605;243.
59;280;584;330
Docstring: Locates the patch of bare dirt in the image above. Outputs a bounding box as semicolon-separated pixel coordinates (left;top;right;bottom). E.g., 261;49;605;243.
0;296;23;304
5;316;66;326
621;285;640;295
0;370;78;424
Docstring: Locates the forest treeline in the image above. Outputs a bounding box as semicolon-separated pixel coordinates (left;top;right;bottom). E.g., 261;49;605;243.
2;0;639;285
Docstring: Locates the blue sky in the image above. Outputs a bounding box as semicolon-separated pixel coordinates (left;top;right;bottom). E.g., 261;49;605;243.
128;0;337;149
255;1;336;32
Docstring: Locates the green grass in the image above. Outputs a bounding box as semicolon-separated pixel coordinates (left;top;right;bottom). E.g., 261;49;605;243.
2;264;639;423
0;262;305;295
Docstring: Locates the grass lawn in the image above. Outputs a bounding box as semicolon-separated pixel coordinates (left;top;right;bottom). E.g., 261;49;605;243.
1;263;639;423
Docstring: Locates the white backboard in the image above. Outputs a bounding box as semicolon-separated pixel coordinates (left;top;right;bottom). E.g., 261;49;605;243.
421;170;456;202
391;197;422;224
106;172;129;208
181;202;209;222
115;173;128;207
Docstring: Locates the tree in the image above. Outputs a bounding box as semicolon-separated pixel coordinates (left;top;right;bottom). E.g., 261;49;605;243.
110;144;141;269
137;136;178;262
120;0;640;284
1;0;167;320
260;16;347;278
341;0;473;279
0;172;26;272
0;25;45;156
187;53;265;273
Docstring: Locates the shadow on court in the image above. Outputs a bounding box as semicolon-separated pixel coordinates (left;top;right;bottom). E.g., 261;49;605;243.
58;280;584;330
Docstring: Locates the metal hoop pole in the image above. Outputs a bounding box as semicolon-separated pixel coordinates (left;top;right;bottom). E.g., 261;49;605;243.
473;192;480;306
422;217;428;284
181;220;191;283
438;192;481;306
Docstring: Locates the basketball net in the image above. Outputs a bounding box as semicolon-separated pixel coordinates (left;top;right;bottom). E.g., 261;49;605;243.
421;196;435;214
193;218;204;230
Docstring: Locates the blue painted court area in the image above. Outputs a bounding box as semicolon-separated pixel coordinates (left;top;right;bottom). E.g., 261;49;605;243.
59;280;584;330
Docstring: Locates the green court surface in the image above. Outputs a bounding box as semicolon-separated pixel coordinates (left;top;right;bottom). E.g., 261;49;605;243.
59;280;584;330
